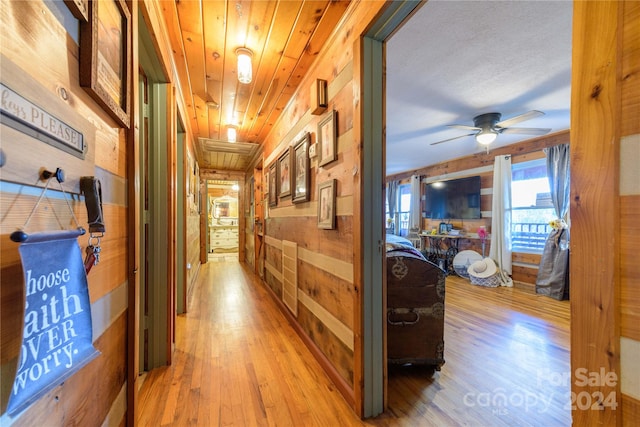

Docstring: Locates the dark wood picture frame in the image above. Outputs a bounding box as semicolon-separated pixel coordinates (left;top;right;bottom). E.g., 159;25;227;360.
292;133;310;204
318;109;336;167
64;0;89;22
317;179;336;229
79;0;131;128
277;148;292;199
268;163;277;207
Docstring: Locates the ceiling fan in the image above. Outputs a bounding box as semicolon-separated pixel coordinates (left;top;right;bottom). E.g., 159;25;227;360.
430;110;552;146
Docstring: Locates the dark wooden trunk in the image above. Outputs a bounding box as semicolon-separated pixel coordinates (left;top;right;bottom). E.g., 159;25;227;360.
387;254;446;369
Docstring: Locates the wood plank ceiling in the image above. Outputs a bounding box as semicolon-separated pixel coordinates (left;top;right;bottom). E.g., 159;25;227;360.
160;0;350;172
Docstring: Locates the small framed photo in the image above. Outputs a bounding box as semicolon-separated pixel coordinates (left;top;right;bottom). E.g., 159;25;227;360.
268;163;277;207
278;148;292;199
292;133;310;203
317;179;336;229
79;0;131;128
318;109;336;167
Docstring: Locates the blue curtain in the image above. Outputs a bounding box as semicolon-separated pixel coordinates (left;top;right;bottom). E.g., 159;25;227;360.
536;144;570;300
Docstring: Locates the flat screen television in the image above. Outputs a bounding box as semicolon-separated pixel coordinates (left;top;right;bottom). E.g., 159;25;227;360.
424;176;481;219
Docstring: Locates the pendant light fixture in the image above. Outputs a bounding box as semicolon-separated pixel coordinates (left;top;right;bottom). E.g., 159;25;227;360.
227;125;237;142
236;47;253;84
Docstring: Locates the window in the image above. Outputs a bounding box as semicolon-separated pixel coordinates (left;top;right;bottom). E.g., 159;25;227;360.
398;184;411;236
511;158;555;253
385;183;411;236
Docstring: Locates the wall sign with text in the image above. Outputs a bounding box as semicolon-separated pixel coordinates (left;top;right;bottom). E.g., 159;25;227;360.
7;229;99;416
0;84;85;159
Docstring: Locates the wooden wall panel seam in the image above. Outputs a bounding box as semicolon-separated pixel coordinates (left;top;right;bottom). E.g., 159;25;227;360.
264;235;282;250
268;195;354;217
328;60;354;101
620;336;640;400
298;290;354;351
91;281;128;341
620;134;640;195
95;166;128;206
265;260;282;283
423;165;494;183
264;239;354;283
298;247;353;284
512;261;539;269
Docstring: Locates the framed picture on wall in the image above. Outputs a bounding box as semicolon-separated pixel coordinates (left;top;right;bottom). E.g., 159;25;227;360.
317;179;336;229
268;163;277;207
292;133;310;203
278;148;292;199
79;0;131;128
318;109;336;167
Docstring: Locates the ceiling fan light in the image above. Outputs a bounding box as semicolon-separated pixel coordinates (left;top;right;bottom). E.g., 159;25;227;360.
236;48;253;84
476;129;497;145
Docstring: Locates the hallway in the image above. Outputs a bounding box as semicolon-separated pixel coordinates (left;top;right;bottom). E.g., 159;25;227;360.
137;261;363;426
138;261;570;426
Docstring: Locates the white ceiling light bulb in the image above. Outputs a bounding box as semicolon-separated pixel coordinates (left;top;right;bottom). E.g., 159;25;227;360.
475;129;498;145
236;48;253;84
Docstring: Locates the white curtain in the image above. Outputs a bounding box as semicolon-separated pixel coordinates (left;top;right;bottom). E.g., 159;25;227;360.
386;181;399;234
409;175;421;231
489;155;513;287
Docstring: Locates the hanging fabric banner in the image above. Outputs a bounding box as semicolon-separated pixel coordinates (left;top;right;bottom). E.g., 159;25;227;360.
7;229;99;416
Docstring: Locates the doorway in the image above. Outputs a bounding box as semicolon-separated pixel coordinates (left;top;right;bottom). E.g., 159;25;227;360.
360;0;573;419
206;180;240;262
137;16;177;373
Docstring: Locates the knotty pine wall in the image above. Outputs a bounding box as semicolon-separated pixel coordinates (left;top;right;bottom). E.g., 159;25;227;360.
570;1;639;425
387;131;570;289
617;1;640;423
250;1;388;411
0;1;127;424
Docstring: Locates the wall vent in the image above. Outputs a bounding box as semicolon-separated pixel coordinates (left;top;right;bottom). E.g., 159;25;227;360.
281;240;298;316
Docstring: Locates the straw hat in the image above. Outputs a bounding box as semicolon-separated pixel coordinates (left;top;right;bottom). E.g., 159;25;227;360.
467;257;498;278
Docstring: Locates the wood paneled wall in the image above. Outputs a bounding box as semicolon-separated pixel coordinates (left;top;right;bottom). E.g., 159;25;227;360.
252;1;388;413
571;1;639;425
387;131;570;289
618;1;640;425
1;0;127;424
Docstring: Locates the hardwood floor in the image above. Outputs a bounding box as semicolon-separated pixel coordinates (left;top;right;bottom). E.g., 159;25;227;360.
137;262;570;426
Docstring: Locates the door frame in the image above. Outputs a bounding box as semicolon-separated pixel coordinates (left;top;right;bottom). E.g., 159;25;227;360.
357;0;423;417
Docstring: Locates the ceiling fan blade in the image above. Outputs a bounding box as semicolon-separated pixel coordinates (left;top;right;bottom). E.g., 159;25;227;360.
495;110;544;128
430;133;476;145
500;127;552;135
447;124;481;131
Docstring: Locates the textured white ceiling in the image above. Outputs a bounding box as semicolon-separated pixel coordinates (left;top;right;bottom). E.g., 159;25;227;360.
385;0;573;175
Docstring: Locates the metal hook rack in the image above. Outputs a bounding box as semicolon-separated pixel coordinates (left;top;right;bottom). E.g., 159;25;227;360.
9;167;85;243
